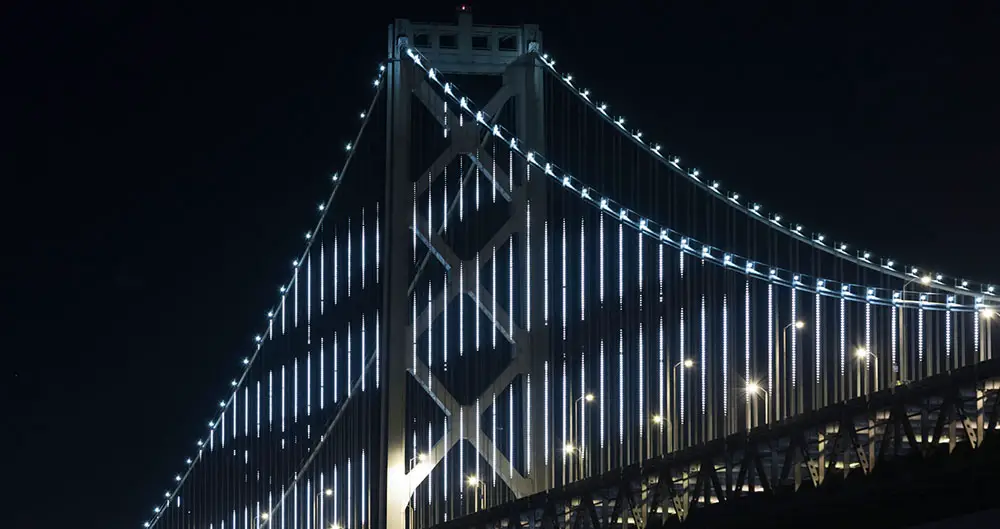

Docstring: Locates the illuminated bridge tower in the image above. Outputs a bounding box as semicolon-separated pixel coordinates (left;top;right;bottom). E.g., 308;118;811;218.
380;9;547;529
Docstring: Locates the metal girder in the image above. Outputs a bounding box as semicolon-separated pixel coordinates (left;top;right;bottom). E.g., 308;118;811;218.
427;357;1000;529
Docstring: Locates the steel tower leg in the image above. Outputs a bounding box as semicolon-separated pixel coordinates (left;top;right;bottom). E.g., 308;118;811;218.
381;12;545;529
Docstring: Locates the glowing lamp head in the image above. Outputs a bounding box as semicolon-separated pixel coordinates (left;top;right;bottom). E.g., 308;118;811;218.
683;359;694;368
652;414;663;424
795;320;805;329
746;382;761;395
467;475;480;487
855;347;869;359
324;488;333;496
260;513;269;521
920;275;932;285
563;443;575;454
416;452;428;463
584;393;595;402
983;307;996;319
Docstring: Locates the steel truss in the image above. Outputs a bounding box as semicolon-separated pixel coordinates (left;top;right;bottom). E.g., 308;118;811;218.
430;357;1000;529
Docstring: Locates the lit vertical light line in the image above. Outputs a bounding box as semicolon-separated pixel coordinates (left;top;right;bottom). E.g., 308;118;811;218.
722;295;728;417
492;140;497;204
526;201;531;332
444;418;449;500
580;349;586;458
320;338;325;408
918;306;925;365
361;317;367;392
840;297;846;376
294;266;299;328
543;361;549;465
376;311;381;388
376;203;381;283
681;308;686;425
221;408;225;448
492;391;497;486
561;359;567;458
475;153;480;211
347;458;352;529
791;289;797;388
443;164;448;233
460;410;465;486
334;332;339;402
306;352;311;416
700;295;706;415
413;297;418;373
428;422;433;502
460;263;465;357
508;137;513;195
561;218;567;340
492;246;497;349
658;316;664;431
476;398;481;481
281;294;286;336
428;280;433;388
974;307;981;356
268;370;273;427
281;365;286;433
815;291;821;384
767;284;774;395
508;384;514;478
618;329;624;445
413;183;417;261
946;308;952;364
891;306;898;372
476;254;481;351
294;358;299;423
319;473;324;529
459;157;465;221
307;253;312;323
256;380;260;438
638;322;645;436
745;280;751;401
865;301;872;373
333;466;338;529
599;213;605;304
347;323;352;397
428;170;433;247
526;374;532;474
544;220;550;325
638;229;644;307
244;386;249;436
581;216;586;322
599;339;605;449
444;279;449;368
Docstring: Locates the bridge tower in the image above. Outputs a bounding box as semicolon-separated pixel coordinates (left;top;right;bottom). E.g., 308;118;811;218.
381;8;545;529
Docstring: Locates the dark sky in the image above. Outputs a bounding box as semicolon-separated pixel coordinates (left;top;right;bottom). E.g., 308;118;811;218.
6;2;999;528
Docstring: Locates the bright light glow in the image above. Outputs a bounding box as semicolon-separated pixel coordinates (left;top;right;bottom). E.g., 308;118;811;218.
467;475;480;487
791;290;797;387
920;275;932;285
684;359;694;368
722;294;729;417
795;320;805;329
564;443;575;453
746;381;762;395
585;393;595;402
982;308;996;318
855;347;869;359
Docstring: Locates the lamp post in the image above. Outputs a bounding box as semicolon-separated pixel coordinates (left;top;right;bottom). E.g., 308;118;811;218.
311;488;333;529
982;307;996;362
669;359;694;452
567;392;594;482
466;475;485;513
745;381;769;429
406;453;427;529
855;347;878;395
779;321;804;419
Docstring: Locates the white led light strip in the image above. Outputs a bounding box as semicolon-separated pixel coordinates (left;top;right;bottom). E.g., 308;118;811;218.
403;48;978;313
532;48;997;302
144;62;387;529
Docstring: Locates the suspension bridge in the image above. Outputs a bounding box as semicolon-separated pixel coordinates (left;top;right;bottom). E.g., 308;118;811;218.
138;11;1000;529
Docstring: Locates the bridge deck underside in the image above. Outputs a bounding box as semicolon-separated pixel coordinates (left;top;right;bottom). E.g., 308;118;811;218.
430;359;1000;529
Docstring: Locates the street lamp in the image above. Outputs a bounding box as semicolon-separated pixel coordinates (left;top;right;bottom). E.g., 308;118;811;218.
668;359;695;452
568;392;594;481
311;488;334;529
745;381;769;428
855;347;878;394
467;475;485;513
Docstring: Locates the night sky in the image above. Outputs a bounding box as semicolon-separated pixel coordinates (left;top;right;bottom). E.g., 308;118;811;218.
6;2;999;528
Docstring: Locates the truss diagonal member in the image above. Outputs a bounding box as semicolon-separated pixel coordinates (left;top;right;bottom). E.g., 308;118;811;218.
408;357;460;418
413;78;513;131
467;151;513;203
